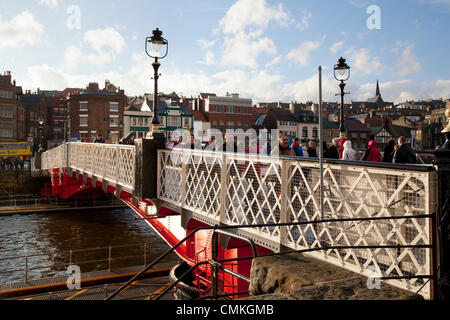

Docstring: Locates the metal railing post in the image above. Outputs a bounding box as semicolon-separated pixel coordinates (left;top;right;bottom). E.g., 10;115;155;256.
25;256;28;282
280;159;290;248
143;243;147;267
108;246;112;272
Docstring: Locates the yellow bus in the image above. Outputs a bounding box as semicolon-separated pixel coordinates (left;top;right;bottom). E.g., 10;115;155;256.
0;142;31;158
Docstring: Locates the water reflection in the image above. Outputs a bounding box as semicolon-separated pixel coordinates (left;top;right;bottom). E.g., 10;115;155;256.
0;207;177;283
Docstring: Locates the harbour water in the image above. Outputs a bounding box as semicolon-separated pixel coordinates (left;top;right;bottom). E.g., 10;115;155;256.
0;207;177;284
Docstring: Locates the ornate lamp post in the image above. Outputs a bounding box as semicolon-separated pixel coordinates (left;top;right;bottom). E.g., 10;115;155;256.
145;28;168;138
38;119;46;153
334;57;351;138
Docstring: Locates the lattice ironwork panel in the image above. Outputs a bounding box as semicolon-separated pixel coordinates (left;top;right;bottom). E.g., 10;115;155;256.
184;152;222;221
224;155;282;242
158;150;183;204
118;146;135;189
284;161;433;298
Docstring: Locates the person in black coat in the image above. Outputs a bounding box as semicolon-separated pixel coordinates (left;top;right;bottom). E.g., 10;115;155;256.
306;140;318;158
325;138;340;159
382;139;396;163
393;137;416;164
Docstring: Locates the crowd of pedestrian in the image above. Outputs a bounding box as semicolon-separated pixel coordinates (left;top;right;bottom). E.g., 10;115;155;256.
158;130;435;165
284;134;420;164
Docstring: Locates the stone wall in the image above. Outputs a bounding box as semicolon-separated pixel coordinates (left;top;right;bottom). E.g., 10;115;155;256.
0;171;48;195
246;253;424;300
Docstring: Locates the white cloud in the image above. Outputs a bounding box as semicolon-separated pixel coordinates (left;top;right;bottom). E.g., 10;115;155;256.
221;32;276;69
198;39;217;51
205;51;215;66
346;47;382;76
330;41;344;53
265;55;283;68
296;10;312;31
0;11;44;49
219;0;292;35
287;40;322;66
38;0;58;8
63;27;126;71
393;43;422;76
84;28;125;55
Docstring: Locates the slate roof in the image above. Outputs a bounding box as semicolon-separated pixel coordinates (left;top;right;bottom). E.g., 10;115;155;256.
20;94;43;106
344;119;369;132
273;112;296;122
388;125;412;138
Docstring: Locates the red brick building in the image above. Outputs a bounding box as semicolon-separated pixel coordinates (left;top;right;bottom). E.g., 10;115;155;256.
344;119;370;151
191;93;254;132
0;71;25;142
67;81;126;143
19;92;48;142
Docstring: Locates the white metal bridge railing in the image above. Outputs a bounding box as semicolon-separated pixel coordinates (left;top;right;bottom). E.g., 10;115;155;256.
41;143;136;192
157;148;438;299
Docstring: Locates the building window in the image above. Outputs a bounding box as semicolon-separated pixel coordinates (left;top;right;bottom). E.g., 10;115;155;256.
228;106;234;113
302;127;308;138
168;116;179;128
328;130;333;137
110;115;119;127
183;117;190;127
312;127;318;138
80;102;88;111
80;115;88;127
227;121;235;130
351;133;358;139
0;107;13;118
30;111;37;121
109;102;119;112
220;121;225;132
0;90;13;99
237;121;242;129
361;133;367;139
213;120;218;129
244;122;249;131
0;128;13;138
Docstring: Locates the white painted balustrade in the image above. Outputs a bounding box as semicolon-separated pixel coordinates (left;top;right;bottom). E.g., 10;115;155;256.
157;148;437;299
41;143;136;192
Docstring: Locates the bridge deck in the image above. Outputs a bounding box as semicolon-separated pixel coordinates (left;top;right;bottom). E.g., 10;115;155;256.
0;261;177;300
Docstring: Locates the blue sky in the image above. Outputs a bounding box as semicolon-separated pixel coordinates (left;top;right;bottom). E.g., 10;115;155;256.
0;0;449;104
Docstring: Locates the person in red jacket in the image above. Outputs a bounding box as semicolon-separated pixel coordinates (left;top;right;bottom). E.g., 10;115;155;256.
364;139;381;162
339;137;347;159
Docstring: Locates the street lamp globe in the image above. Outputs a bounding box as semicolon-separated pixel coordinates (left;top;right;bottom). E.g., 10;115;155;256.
145;28;168;59
334;57;351;82
334;57;351;140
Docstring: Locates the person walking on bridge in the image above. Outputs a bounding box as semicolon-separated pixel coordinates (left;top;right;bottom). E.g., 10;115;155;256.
393;136;416;164
363;139;381;162
290;137;304;156
275;134;296;157
342;140;357;161
382;139;396;163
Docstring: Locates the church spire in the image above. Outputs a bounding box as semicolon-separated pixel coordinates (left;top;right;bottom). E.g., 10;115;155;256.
376;80;381;97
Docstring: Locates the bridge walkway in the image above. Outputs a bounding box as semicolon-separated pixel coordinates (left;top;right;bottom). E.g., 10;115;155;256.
0;262;177;300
